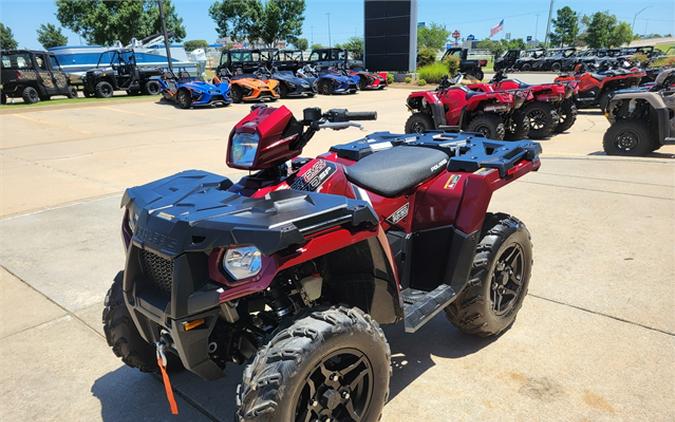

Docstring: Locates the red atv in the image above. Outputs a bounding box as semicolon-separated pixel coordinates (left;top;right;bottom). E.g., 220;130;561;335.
405;74;530;140
349;69;388;90
104;105;540;421
467;70;579;138
555;64;645;110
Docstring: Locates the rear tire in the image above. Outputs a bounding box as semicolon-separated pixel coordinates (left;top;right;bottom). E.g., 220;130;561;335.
554;99;577;133
231;85;243;103
95;81;114;98
22;86;40;104
404;112;435;133
278;83;289;98
521;63;532;72
318;79;333;95
504;111;530;140
551;62;562;72
445;213;532;337
466;113;506;140
358;75;368;90
524;102;557;139
598;91;611;112
144;80;162;96
67;86;78;98
236;306;390;422
602;120;653;156
103;272;183;373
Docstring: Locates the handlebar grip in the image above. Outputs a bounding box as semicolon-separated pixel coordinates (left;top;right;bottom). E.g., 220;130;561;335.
345;111;377;121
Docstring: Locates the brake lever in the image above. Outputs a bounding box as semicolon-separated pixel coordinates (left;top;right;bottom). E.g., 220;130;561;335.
317;121;364;131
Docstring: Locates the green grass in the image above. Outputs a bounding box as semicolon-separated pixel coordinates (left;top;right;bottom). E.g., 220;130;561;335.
655;42;675;53
416;62;449;84
1;93;156;109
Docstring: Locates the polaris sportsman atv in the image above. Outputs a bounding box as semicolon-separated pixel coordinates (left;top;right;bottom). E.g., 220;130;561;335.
104;105;540;421
405;74;529;140
555;64;645;110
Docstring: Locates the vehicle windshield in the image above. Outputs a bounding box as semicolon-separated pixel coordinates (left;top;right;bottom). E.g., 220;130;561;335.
49;54;62;70
1;52;33;69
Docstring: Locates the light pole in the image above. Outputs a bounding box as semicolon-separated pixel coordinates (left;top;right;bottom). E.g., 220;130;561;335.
157;0;173;73
543;0;554;47
326;13;332;48
632;6;651;34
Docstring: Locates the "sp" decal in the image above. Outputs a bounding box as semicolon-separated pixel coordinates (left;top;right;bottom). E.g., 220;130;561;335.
386;203;409;225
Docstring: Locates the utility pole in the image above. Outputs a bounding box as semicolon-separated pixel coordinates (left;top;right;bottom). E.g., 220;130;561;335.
535;14;540;42
544;0;554;47
632;6;651;34
157;0;173;73
310;25;314;45
326;13;332;48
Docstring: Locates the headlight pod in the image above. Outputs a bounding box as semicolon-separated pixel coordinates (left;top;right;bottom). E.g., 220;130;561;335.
230;132;259;167
222;246;262;280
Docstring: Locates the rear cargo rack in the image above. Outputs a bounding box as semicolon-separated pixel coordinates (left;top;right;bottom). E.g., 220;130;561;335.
330;131;541;177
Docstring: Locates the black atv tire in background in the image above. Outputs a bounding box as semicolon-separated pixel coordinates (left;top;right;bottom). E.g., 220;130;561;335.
231;86;243;103
524;102;558;139
551;62;562;72
504;111;530;140
144;80;162;96
598;91;612;112
358;75;369;90
521;63;532;72
404;112;435;134
103;272;183;373
317;79;333;95
22;86;40;104
278;83;289;98
554;99;577;133
67;86;78;98
1;92;6;104
95;81;114;98
466;113;506;140
445;213;532;337
236;306;391;422
602;119;653;156
176;89;193;109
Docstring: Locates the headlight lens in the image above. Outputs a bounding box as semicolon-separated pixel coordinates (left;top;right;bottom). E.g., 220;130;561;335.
230;132;259;167
222;246;262;280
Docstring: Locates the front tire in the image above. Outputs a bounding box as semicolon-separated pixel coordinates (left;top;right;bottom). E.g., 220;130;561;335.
67;86;78;98
466;113;506;140
236;306;391;422
504;111;530;140
602;120;653;156
22;86;40;104
103;272;182;372
144;80;162;96
176;89;192;109
95;81;114;98
231;85;243;103
318;79;333;95
404;112;435;133
554;99;577;133
445;213;532;337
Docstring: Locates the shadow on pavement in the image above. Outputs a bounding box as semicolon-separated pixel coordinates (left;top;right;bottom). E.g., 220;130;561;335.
588;150;675;159
92;314;495;420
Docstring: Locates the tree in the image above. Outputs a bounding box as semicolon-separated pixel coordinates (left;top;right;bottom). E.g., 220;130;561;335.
476;38;526;57
293;37;308;50
209;0;305;47
0;23;18;49
549;6;579;47
417;23;450;51
183;39;209;52
310;43;324;50
336;37;363;59
609;22;633;47
37;24;68;49
56;0;186;46
584;11;616;48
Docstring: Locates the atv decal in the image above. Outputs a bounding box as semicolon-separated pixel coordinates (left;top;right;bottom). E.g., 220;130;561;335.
290;159;337;192
386;203;409;225
430;158;449;172
444;174;462;190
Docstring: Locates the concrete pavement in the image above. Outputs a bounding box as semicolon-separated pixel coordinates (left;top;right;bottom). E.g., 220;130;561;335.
0;81;673;421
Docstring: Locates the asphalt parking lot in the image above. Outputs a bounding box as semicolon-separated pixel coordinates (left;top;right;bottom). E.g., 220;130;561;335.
0;74;673;421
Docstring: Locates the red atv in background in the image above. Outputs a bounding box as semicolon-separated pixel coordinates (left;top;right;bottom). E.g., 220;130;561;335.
555;64;645;110
467;70;579;138
349;68;388;90
104;104;541;421
405;74;530;140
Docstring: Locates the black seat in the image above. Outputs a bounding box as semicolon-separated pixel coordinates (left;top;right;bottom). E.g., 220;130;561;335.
345;146;449;197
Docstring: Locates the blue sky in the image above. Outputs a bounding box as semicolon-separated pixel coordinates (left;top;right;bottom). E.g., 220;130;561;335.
1;0;672;49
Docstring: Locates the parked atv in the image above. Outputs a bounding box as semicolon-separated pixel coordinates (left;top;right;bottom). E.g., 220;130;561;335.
83;49;163;98
1;49;78;104
158;70;231;109
555;64;645;110
603;68;675;155
468;70;579;138
104;104;540;421
302;65;358;95
219;68;280;103
405;74;529;140
256;65;315;98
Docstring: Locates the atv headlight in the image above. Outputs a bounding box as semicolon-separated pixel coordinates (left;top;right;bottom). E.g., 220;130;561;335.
223;246;262;280
231;132;259;167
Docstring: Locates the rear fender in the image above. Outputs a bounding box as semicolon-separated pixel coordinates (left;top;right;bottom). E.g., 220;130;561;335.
407;91;447;126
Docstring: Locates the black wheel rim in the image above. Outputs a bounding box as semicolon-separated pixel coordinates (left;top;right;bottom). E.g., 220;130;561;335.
615;129;639;151
490;243;525;316
295;348;374;422
527;109;547;130
411;120;426;133
29;90;38;101
475;125;491;137
102;85;112;96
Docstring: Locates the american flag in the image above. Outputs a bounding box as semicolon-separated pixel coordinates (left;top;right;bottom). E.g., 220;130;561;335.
490;19;504;37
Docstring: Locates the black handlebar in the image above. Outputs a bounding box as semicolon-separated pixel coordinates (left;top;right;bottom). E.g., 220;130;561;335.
344;111;378;121
322;108;377;122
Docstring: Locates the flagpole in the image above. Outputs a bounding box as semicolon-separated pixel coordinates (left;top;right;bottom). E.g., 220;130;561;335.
544;0;554;47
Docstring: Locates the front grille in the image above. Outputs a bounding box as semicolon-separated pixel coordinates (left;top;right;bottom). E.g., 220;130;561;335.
141;249;174;296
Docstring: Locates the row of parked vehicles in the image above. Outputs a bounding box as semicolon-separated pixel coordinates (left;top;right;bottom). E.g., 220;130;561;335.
0;47;386;106
495;45;667;73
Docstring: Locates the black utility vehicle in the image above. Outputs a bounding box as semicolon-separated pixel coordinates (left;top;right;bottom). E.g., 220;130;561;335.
1;49;77;104
308;48;364;70
83;49;162;98
440;47;487;80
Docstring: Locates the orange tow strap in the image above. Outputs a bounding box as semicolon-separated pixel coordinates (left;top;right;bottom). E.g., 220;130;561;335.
157;356;179;415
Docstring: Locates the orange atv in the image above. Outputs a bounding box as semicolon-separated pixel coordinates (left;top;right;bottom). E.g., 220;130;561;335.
216;69;280;103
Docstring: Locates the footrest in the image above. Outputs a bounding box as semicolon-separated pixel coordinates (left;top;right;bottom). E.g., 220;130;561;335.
402;284;456;333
